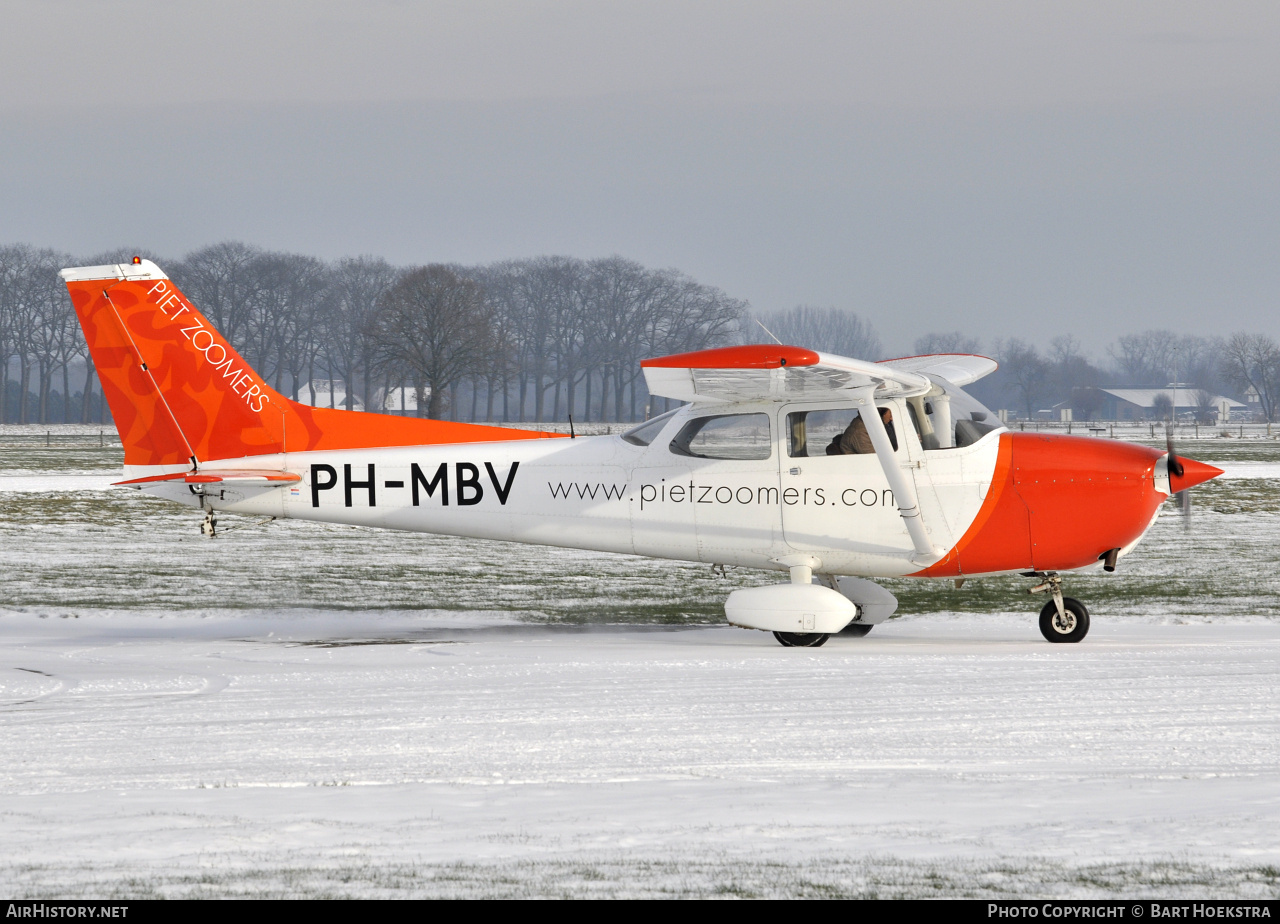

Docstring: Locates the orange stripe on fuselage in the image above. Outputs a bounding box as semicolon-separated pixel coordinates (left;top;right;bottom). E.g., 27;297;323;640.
913;432;1031;577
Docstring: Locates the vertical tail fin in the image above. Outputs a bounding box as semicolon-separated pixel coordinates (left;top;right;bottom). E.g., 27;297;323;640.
61;259;564;471
61;260;286;468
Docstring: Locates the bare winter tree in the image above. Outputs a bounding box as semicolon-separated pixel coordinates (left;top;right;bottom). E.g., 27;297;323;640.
750;305;880;359
367;265;495;419
582;255;662;422
467;260;528;422
241;252;330;397
1109;330;1217;388
994;338;1050;418
1047;335;1102;401
0;245;65;423
912;331;983;355
510;256;573;422
1220;332;1280;422
323;256;397;411
1109;330;1178;386
466;256;744;423
636;268;747;417
541;258;592;422
26;261;78;423
170;242;266;352
0;244;28;422
1193;388;1217;424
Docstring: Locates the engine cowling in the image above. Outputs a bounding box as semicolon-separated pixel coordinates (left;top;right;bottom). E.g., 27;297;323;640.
725;583;856;634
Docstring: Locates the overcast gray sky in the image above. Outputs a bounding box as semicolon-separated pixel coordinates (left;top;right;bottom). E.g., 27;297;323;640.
3;1;1278;355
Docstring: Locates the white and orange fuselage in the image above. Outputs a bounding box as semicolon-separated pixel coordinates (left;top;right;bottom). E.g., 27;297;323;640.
61;260;1221;639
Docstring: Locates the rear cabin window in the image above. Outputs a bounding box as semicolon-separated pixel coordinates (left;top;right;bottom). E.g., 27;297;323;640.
669;413;772;460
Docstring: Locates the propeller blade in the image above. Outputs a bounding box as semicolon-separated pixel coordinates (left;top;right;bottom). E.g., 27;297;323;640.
1165;425;1184;478
1163;424;1216;531
1177;488;1191;530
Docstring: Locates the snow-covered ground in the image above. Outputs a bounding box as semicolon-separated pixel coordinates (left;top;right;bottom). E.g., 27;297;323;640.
2;443;1279;897
1;614;1278;898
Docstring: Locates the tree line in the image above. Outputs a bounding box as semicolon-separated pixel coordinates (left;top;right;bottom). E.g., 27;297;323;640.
971;331;1280;423
0;243;747;424
2;240;1278;424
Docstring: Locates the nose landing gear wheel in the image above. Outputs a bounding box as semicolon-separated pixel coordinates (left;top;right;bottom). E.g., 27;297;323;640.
773;632;830;648
1038;597;1089;643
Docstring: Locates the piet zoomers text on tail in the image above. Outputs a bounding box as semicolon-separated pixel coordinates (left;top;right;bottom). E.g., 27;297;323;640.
62;258;1223;647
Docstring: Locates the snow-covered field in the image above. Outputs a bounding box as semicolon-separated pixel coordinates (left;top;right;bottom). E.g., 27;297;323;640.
1;436;1279;898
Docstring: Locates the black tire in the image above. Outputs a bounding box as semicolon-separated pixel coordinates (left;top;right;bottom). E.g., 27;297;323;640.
1038;597;1089;643
773;632;830;648
840;623;873;637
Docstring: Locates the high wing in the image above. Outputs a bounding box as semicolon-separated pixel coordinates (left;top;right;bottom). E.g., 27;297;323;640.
641;346;932;405
876;353;998;386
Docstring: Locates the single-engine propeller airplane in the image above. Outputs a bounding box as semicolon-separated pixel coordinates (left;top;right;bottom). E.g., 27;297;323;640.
62;259;1223;646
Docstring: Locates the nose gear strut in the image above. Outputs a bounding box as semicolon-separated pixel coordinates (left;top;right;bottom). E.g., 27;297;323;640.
1027;573;1090;643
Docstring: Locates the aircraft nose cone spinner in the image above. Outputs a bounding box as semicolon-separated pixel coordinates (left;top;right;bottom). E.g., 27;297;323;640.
1169;456;1224;493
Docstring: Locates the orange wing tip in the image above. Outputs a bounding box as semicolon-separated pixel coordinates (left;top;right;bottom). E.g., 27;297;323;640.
641;345;820;369
114;470;303;486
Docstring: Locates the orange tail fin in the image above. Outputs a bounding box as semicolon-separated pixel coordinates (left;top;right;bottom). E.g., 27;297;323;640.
61;260;562;470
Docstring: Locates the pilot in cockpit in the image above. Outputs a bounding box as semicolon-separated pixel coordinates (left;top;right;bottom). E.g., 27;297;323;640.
826;407;896;455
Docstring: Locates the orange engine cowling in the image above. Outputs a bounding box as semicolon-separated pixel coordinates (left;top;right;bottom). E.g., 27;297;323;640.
919;433;1221;577
1008;433;1167;572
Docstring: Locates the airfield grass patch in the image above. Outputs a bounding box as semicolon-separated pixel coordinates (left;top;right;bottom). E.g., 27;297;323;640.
5;855;1279;899
2;443;1278;623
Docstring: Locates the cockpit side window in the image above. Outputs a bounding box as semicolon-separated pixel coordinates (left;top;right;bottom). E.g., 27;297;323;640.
669;413;772;460
787;407;898;457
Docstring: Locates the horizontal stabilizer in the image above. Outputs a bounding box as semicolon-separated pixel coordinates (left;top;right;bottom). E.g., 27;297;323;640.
877;353;998;386
114;470;302;487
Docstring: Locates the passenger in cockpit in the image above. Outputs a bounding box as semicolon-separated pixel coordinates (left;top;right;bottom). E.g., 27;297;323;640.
826;407;896;455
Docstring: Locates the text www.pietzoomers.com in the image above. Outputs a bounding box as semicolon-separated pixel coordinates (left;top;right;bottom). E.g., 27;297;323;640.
548;482;898;510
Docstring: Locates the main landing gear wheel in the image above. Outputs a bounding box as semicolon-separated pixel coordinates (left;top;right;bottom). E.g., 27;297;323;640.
1038;597;1090;643
773;632;830;648
840;624;873;637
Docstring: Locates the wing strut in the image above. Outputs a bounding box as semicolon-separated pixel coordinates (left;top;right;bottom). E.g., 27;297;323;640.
858;387;941;565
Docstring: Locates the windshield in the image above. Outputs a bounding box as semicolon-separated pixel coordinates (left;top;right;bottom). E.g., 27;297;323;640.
905;376;1003;449
621;409;679;446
